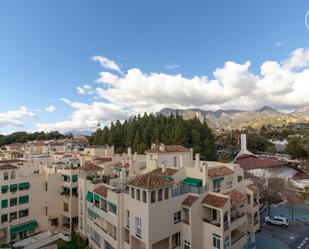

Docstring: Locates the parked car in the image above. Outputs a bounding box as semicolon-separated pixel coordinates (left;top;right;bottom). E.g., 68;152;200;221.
264;216;289;227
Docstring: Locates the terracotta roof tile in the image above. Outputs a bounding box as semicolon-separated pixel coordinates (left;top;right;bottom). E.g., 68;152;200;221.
0;163;18;170
128;172;174;190
292;171;309;180
79;163;102;172
93;185;110;198
247;184;259;194
202;193;228;208
182;195;199;207
235;154;288;170
145;145;190;154
151;167;178;176
94;157;113;162
208;166;233;178
224;189;246;205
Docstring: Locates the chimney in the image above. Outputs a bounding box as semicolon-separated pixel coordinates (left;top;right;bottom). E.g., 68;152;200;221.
241;134;247;152
189;148;193;161
195;153;200;169
127;147;132;158
202;162;208;186
161;161;167;173
159;143;165;152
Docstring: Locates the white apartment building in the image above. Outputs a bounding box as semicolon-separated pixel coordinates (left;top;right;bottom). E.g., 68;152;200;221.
79;145;260;249
0;159;79;245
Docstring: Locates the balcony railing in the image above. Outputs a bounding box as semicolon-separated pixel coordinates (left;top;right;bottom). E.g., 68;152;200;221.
203;218;221;227
231;233;246;245
172;184;207;197
231;212;245;222
224;221;229;231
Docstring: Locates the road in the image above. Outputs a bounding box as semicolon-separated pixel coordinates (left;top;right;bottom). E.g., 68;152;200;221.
260;222;309;249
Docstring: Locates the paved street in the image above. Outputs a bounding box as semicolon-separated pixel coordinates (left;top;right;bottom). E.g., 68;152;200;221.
259;222;309;249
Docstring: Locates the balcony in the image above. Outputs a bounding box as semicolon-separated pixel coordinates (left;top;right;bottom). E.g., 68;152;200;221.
203;218;220;227
172;184;207;198
231;232;246;245
224;221;229;231
231;212;245;222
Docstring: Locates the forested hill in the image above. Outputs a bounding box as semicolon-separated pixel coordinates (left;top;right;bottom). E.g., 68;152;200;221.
0;131;71;146
89;113;216;160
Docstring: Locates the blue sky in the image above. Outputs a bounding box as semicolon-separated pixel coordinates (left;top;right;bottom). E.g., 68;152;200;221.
0;0;309;134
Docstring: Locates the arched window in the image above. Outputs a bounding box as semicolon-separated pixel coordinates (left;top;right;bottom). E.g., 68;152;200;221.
151;191;156;203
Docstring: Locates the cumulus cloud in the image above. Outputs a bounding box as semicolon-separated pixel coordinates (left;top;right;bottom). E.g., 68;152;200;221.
91;55;122;73
38;48;309;132
0;107;35;130
44;105;56;112
76;84;93;95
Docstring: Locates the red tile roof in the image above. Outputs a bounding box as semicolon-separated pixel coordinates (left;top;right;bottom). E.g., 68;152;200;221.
145;145;190;154
151;167;178;176
79;163;103;172
224;189;246;205
202;193;228;208
93;185;110;198
208;166;233;178
292;171;309;180
94;157;113;162
246;184;259;194
0;164;18;170
182;195;199;207
128;171;174;190
235;154;288;170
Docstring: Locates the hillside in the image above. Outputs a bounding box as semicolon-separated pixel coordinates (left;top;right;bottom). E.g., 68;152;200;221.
157;106;309;130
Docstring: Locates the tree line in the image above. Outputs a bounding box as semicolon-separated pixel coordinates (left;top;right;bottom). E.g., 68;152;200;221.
0;131;71;147
89;113;216;160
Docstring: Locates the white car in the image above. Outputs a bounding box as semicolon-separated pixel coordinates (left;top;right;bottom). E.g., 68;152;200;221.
264;216;289;227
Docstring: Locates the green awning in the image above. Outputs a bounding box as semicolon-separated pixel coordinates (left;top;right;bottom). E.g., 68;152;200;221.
19;182;30;190
10;220;38;236
94;194;100;202
160;175;173;180
87;208;99;219
182;177;202;187
86;191;93;202
10;184;18;191
19;195;29;205
212;176;224;182
1;185;8;191
1;199;8;209
72;175;78;182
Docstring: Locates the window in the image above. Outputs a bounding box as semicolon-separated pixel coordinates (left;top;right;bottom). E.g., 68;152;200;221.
131;188;135;199
224;236;230;249
10;212;17;221
45;182;48;191
173;156;177;167
184;240;190;249
1;185;8;194
174;211;182;224
126;210;130;228
10;198;18;207
247;194;251;205
164;188;169;199
135;217;142;238
213;181;221;193
172;232;181;248
19;182;30;191
19;209;29;218
142;191;147;203
1;199;8;209
158;189;163;201
10;184;18;192
225;180;233;189
108;203;117;215
11;170;16;179
136;189;141;201
100;199;107;212
19;195;29;205
45;206;48;216
3;171;8;180
90;228;101;247
213;234;221;249
151;191;156;203
64;202;69;212
1;214;8;223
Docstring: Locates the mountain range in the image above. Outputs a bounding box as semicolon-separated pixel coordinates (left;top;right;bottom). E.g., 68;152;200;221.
156;106;309;130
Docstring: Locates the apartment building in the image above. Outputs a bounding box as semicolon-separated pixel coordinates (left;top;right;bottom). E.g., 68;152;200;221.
0;159;79;244
79;145;259;249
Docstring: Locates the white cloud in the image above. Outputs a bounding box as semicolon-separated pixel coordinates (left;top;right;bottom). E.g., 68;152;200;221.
76;84;93;95
38;48;309;132
0;107;35;130
37;101;127;132
44;105;56;112
91;55;122;73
